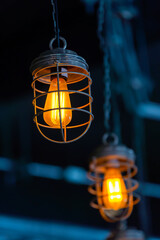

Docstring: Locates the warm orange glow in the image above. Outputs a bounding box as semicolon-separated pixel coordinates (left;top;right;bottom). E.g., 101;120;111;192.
43;77;72;128
102;168;128;211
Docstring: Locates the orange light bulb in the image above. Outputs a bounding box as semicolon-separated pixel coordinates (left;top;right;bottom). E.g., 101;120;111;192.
102;168;128;211
43;77;72;128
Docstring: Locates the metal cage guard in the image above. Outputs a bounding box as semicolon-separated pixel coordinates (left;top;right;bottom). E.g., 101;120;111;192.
30;42;93;143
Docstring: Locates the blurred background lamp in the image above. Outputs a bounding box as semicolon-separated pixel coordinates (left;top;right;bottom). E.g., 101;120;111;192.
88;134;140;222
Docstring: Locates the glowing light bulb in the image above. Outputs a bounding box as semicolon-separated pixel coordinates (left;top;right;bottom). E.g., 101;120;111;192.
43;77;72;128
102;168;128;211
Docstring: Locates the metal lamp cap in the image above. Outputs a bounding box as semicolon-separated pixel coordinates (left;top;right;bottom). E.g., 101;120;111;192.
30;47;89;75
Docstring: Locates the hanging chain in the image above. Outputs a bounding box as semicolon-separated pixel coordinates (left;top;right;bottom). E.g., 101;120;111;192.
98;0;112;132
51;0;60;47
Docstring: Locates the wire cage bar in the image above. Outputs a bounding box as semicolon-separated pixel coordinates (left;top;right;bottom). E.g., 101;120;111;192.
30;44;93;143
88;142;140;223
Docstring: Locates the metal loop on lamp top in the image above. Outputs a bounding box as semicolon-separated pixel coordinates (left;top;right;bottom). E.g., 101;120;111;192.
102;133;119;146
88;142;140;223
49;37;67;50
30;45;93;143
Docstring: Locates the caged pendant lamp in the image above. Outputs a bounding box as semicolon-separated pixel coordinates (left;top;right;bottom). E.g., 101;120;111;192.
30;0;93;143
88;134;140;222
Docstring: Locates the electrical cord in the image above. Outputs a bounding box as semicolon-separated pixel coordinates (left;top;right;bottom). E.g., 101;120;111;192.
97;0;111;132
51;0;60;47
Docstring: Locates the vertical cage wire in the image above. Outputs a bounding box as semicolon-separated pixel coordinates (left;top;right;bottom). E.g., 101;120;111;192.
88;151;140;222
31;60;93;143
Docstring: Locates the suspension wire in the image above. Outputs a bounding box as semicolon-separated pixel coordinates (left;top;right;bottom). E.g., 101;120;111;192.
97;0;112;132
103;52;111;131
112;90;122;142
97;0;105;50
51;0;60;47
